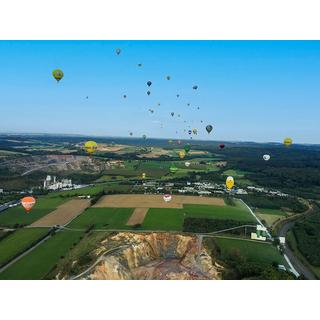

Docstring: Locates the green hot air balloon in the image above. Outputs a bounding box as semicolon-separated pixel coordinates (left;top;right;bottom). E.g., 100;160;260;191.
52;69;64;82
170;165;178;174
184;144;191;153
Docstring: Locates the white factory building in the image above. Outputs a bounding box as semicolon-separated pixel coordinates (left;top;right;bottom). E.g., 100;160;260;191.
43;175;73;191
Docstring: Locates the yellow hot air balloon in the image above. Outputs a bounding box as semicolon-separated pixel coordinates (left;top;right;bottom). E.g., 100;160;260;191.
226;176;234;190
84;141;98;154
142;173;146;179
179;150;186;159
283;137;293;147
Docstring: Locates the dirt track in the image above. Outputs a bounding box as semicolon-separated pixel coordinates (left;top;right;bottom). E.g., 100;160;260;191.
30;199;91;227
94;194;225;209
126;208;149;225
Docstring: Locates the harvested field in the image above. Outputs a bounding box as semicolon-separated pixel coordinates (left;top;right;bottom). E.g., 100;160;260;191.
30;199;91;227
94;195;225;209
126;208;149;225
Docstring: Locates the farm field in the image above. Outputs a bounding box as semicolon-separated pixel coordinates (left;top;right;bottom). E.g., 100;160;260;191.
0;228;49;267
0;197;66;227
258;208;287;216
184;203;255;222
141;208;184;231
214;237;288;267
94;194;225;209
0;230;84;280
30;199;91;227
68;208;133;229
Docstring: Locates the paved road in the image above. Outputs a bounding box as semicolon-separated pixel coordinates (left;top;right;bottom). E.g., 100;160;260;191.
0;200;20;213
278;216;317;280
0;234;52;274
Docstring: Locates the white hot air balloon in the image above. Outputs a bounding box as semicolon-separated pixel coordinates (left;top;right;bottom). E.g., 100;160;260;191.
163;194;172;202
263;154;271;161
185;161;191;167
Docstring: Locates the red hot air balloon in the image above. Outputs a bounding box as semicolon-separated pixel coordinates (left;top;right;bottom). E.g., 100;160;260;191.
219;144;225;150
21;196;36;213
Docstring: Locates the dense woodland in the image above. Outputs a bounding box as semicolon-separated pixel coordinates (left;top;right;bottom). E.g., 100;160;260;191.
292;205;320;267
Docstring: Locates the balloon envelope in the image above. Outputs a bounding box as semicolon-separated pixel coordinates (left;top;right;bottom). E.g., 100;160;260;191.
185;161;191;167
184;144;191;153
179;150;186;159
147;91;151;96
193;85;198;90
263;154;271;161
116;48;121;55
21;196;36;213
147;81;152;87
284;137;293;146
206;125;213;133
226;176;234;190
219;144;225;149
170;166;178;173
163;194;172;202
84;141;98;154
52;69;64;82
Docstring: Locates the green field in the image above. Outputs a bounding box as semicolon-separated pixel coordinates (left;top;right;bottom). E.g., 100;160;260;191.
0;197;66;227
223;169;248;178
142;208;184;231
215;237;288;267
258;208;287;216
0;230;84;280
68;207;133;229
0;228;49;267
184;202;254;222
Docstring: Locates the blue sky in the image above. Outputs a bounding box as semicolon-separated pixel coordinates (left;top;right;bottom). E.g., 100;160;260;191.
0;40;319;143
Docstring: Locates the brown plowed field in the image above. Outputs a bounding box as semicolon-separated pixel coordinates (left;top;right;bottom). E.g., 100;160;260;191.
126;208;149;225
94;194;225;209
30;199;91;227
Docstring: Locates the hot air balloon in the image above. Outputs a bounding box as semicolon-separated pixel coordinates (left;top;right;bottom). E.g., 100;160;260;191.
138;63;142;67
192;128;198;135
168;140;173;144
171;112;174;117
206;125;213;134
176;94;180;98
263;154;271;161
84;141;98;154
21;196;36;213
219;144;225;150
123;94;127;99
52;69;64;82
86;96;89;99
187;103;190;106
192;85;198;90
170;165;178;174
177;140;182;145
163;194;172;202
147;91;151;96
149;109;154;114
200;120;203;123
284;137;293;146
179;150;186;159
129;132;133;136
157;102;161;106
142;173;146;179
185;161;191;167
184;144;191;153
226;176;234;190
116;48;121;55
142;134;147;140
188;130;192;135
147;81;152;87
166;76;171;80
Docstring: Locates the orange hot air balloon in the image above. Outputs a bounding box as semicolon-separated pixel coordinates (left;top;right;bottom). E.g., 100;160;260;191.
21;196;36;213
